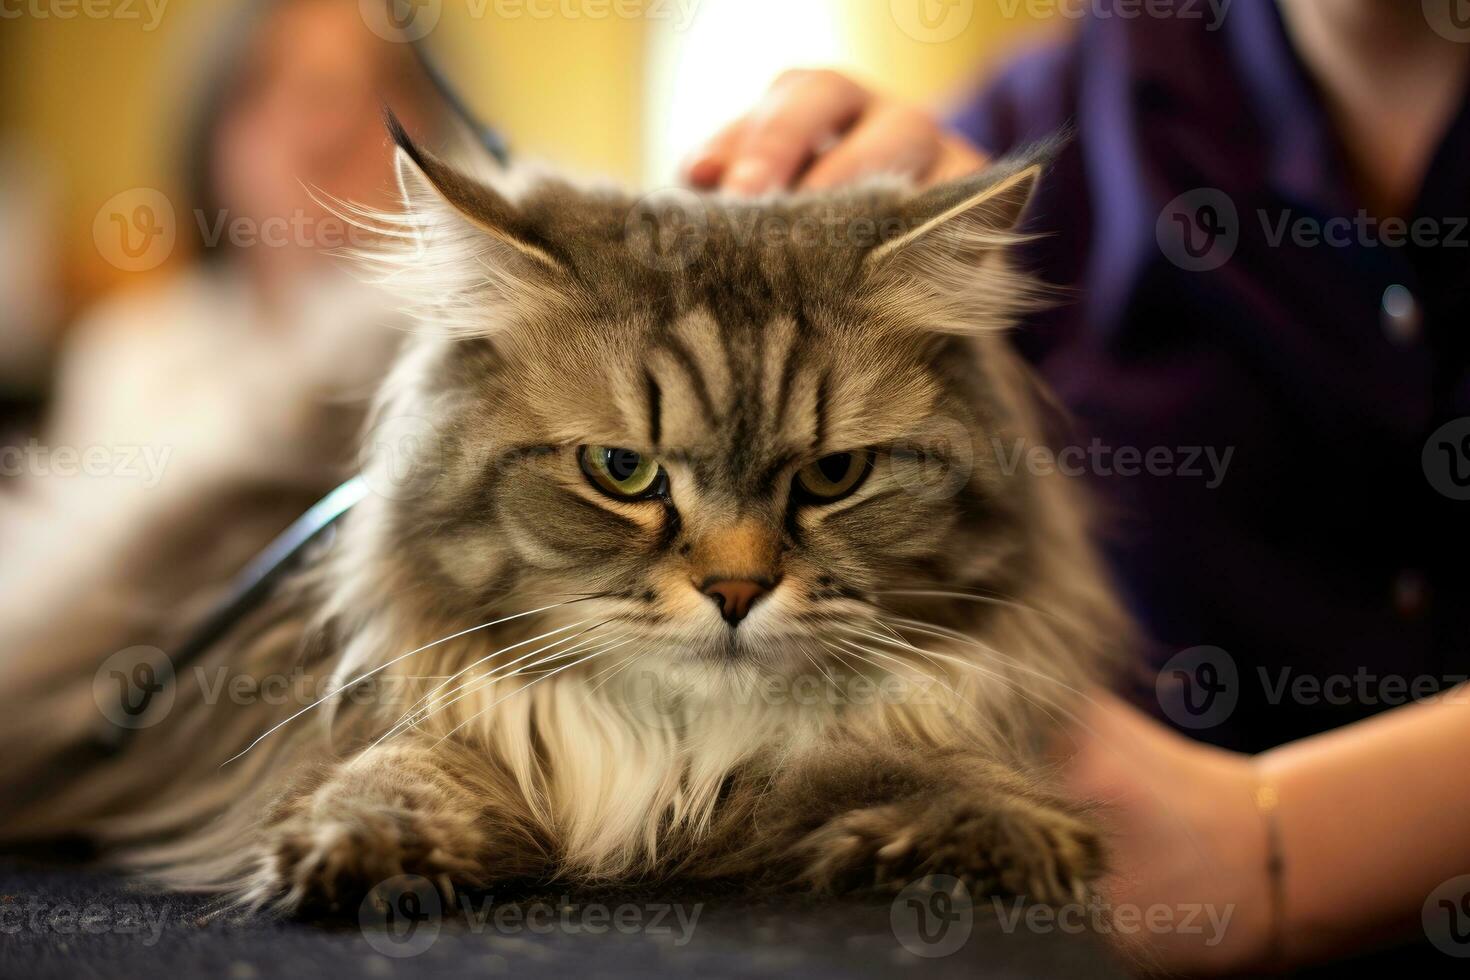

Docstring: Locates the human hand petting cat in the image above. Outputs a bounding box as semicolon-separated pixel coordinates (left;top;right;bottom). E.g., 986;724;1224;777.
682;69;988;194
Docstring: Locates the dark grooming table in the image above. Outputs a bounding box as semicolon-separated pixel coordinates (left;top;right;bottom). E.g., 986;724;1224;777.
0;861;1129;980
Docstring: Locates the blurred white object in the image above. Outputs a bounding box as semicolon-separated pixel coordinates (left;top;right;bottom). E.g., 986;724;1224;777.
0;264;401;696
643;0;846;185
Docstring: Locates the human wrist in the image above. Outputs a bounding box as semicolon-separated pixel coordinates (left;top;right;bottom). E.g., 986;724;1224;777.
1247;759;1289;972
1140;740;1280;975
1252;746;1335;972
1199;747;1280;974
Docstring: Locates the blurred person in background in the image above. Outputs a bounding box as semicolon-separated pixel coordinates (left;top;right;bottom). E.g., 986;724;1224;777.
686;0;1470;974
0;0;444;751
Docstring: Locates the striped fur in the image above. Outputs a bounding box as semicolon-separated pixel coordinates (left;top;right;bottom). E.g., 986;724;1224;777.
0;127;1129;913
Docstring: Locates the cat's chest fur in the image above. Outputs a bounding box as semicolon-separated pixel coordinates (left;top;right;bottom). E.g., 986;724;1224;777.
409;649;949;877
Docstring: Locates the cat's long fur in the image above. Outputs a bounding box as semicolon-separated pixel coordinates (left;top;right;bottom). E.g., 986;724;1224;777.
0;123;1128;912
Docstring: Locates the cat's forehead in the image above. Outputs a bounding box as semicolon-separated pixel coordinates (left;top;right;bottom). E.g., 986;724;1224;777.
486;184;949;456
518;302;949;473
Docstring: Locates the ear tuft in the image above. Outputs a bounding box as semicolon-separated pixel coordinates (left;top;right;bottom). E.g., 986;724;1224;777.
387;111;562;270
384;107;424;170
355;112;575;338
861;143;1057;335
866;156;1043;268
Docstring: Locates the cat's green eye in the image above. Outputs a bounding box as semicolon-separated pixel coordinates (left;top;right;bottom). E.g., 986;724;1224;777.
795;451;872;503
579;446;665;500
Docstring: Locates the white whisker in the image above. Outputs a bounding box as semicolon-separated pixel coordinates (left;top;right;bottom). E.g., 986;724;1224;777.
880;617;1092;697
875;588;1077;630
381;618;598;740
435;642;631;745
842;622;1099;745
380;629;625;744
221;599;589;766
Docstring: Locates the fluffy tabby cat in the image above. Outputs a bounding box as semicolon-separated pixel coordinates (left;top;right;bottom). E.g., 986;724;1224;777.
0;118;1127;914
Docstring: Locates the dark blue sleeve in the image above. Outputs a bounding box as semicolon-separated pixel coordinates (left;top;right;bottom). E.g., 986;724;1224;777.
946;37;1089;368
946;37;1082;158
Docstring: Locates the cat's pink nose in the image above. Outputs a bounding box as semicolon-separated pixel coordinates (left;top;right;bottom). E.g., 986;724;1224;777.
700;578;775;627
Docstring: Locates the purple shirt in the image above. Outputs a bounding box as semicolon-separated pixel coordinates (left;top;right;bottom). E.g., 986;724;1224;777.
952;3;1470;751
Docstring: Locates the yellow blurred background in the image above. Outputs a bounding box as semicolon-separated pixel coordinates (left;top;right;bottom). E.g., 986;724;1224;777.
0;0;1061;335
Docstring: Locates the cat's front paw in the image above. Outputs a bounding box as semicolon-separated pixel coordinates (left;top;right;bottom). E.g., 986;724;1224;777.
794;795;1104;905
244;780;489;915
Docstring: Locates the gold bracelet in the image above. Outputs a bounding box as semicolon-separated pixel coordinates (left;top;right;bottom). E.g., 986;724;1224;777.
1254;780;1287;972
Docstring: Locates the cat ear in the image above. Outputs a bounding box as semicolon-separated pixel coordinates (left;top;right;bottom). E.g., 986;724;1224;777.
862;151;1052;334
384;111;572;335
866;163;1039;266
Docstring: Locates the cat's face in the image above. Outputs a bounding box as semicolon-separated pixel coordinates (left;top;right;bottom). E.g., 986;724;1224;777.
364;124;1052;673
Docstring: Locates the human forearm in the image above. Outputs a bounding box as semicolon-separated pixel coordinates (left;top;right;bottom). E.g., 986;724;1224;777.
1257;684;1470;965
